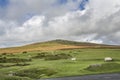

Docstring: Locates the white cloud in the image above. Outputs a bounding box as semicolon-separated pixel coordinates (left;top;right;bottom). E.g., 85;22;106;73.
89;0;120;18
0;0;120;47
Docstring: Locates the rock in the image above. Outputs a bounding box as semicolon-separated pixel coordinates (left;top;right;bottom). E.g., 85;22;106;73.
89;64;102;67
104;57;113;62
8;71;14;76
71;58;76;61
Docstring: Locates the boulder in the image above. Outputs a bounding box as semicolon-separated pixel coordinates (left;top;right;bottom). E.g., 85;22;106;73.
71;58;76;61
89;64;102;68
104;57;113;62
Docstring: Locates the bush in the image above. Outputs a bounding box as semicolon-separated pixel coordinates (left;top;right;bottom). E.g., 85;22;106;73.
45;53;72;60
22;51;27;54
15;63;30;66
7;53;15;57
0;63;30;68
0;74;32;80
2;76;31;80
32;52;72;60
15;67;57;79
2;53;7;55
32;52;48;59
0;57;31;63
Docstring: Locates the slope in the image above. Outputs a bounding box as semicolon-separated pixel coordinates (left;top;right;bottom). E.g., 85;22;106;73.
0;39;119;53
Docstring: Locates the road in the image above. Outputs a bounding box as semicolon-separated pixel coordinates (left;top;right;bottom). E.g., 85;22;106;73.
40;73;120;80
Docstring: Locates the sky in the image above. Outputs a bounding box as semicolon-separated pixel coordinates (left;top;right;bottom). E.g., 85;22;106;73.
0;0;120;48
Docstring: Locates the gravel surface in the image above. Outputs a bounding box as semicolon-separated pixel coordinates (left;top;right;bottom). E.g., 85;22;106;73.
40;73;120;80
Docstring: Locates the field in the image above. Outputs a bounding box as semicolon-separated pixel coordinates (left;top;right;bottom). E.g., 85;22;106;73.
0;48;120;80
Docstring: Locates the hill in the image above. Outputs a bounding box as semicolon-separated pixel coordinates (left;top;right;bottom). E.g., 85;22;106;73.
0;39;119;53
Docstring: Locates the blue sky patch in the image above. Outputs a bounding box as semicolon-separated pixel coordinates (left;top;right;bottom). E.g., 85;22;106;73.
79;0;89;10
72;0;78;2
0;0;9;7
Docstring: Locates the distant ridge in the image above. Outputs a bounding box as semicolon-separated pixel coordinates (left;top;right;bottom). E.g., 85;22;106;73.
31;39;108;46
0;39;119;53
44;39;108;46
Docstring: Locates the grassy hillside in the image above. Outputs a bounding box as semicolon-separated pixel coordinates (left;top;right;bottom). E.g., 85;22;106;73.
0;39;119;53
0;39;120;79
0;49;120;79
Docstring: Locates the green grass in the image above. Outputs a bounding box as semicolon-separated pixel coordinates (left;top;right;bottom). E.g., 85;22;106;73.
85;63;120;72
0;49;120;79
0;73;32;80
15;67;57;79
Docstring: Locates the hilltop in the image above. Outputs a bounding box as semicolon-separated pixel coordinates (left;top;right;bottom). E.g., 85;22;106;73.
0;40;120;80
0;39;119;53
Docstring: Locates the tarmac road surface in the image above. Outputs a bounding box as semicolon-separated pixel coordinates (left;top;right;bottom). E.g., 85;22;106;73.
40;73;120;80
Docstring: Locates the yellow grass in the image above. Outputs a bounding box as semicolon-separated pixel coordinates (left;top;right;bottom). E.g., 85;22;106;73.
0;40;119;54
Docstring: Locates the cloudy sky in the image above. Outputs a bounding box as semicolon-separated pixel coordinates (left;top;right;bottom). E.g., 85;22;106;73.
0;0;120;48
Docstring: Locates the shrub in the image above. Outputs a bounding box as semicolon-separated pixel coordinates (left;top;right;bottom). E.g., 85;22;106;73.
22;51;27;54
32;52;49;59
0;57;31;63
15;67;57;79
33;53;46;58
0;63;30;68
0;56;7;63
2;53;7;55
0;74;32;80
45;53;72;60
32;52;72;60
8;53;15;57
4;77;31;80
15;63;30;66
